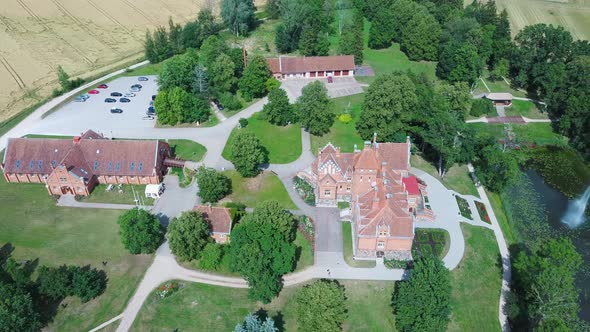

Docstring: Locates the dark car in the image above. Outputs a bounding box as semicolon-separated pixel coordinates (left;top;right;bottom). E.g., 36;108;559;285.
110;92;123;97
131;84;142;89
119;98;131;103
151;95;157;101
104;98;116;103
138;77;149;81
212;99;224;111
147;106;156;113
110;108;123;114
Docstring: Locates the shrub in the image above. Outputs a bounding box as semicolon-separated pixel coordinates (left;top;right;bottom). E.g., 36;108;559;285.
37;265;72;299
156;281;179;299
338;114;352;124
298;215;314;236
384;258;412;269
293;176;316;206
266;77;280;92
199;243;223;270
196;167;232;203
118;208;164;254
219;92;243;111
167;211;212;261
69;266;107;302
471;98;495;117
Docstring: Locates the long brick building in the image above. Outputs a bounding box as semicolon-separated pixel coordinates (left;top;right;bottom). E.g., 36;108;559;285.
299;136;433;260
266;55;355;79
1;130;170;196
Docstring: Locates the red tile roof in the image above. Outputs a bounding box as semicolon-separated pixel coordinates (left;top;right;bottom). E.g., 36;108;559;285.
377;143;409;171
402;176;420;195
195;205;232;234
266;56;355;74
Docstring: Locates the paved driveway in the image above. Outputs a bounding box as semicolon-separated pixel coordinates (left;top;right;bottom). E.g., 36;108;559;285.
281;77;364;101
151;175;199;225
41;76;158;134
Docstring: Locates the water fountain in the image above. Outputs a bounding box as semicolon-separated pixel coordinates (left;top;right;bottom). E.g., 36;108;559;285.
561;186;590;229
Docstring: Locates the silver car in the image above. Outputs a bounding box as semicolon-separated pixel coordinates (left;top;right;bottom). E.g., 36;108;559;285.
124;92;136;97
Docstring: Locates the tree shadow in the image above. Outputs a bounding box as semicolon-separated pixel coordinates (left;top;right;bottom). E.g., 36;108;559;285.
273;311;285;332
291;246;302;272
0;242;14;266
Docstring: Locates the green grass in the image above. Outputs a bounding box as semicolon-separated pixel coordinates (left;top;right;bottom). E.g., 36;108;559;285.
412;229;450;259
342;222;377;268
78;184;154;205
222;170;297;209
472;74;527;98
486;190;517;246
0;175;152;331
364;43;436;80
0;99;49;138
468;123;568;147
448;224;502;332
132;279;396;332
504;100;547;119
411;154;479;197
222;116;302;164
168;139;207;162
311;94;365;155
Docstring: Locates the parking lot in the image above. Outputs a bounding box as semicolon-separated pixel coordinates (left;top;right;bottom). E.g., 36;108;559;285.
281;76;364;101
41;76;159;134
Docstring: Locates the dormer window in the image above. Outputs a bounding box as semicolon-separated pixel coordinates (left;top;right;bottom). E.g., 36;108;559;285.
378;226;388;237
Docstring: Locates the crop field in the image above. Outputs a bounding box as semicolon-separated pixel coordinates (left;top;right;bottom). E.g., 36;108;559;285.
0;0;265;125
471;0;590;40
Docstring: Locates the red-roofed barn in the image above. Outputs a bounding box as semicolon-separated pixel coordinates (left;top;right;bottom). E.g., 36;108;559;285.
266;55;355;79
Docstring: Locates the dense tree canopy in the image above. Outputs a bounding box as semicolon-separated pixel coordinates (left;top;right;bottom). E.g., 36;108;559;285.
118;208;163;254
196;167;232;203
167;211;212;261
393;255;451;332
229;131;268;177
475;146;519;192
239;55;272;101
263;88;294;126
154;87;210;125
400;8;441;61
229;201;297;302
357;72;417;141
296;81;334;136
0;281;41;332
296;280;348;332
209;53;237;94
158;50;200;91
221;0;256;36
338;9;364;64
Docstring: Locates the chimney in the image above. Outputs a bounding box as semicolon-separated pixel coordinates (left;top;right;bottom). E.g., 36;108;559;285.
372;132;378;146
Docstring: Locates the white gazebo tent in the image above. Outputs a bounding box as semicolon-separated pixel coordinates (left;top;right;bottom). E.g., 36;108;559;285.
145;183;164;198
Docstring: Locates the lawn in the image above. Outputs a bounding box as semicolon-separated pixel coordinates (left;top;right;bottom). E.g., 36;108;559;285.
448;224;502;332
411;154;479;197
0;175;152;331
222;170;297;209
468;123;568;147
168;139;207;162
486;190;517;246
310;94;365;155
342;222;377;268
222;116;302;164
473;76;528;98
131;279;396;332
504;100;547;119
78;184;154;205
412;229;450;259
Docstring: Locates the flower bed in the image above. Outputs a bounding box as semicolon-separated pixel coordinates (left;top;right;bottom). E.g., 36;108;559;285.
412;229;449;259
475;201;491;224
384;258;413;269
293;176;316;206
455;195;473;220
297;215;315;246
156;281;180;299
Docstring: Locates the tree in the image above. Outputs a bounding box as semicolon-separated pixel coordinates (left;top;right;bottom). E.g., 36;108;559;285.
117;208;163;254
437;42;481;85
275;23;297;53
168;17;183;55
199;243;223;270
339;12;364;64
167;211;212;261
180;20;203;50
513;238;583;330
158;50;200;91
391;0;419;42
266;0;280;19
400;9;441;61
155;87;210;125
470;98;494;117
234;313;278;332
297;81;333;136
200;35;228;69
475;146;519;192
299;25;330;56
192;64;209;96
209;53;237;94
37;265;72;299
437;82;472;119
489;58;509;81
239;55;272;101
368;9;394;49
196;167;232;203
393;255;451;332
0;281;41;332
356;72;417;141
228;47;246;78
296;280;348;332
144;31;158;63
153;26;172;63
69;266;107;302
263;88;294;126
57;65;71;90
198;8;220;40
229;132;268;177
221;0;256;36
229;201;297;302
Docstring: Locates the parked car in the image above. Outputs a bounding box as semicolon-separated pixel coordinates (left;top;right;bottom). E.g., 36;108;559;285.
88;89;100;95
104;98;116;103
151;95;157;101
74;96;87;102
110;108;123;114
327;76;333;83
124;92;135;97
212;99;224;111
149;100;154;106
143;115;155;120
131;84;142;89
138;77;149;81
130;87;140;92
80;93;90;99
97;84;108;89
110;92;122;97
120;98;131;103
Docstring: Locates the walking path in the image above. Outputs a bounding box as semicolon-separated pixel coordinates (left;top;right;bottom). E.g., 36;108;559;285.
466;116;550;124
56;195;145;210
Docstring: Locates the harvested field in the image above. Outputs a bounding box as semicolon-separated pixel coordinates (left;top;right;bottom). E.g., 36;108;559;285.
469;0;590;40
0;0;264;124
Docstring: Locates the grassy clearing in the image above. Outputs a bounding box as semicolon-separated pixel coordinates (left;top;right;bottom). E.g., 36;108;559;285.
342;222;377;268
411;154;479;197
0;175;151;331
486;190;517;246
473;76;528;98
131;279;396;332
448;224;501;332
364;43;437;80
79;184;154;205
504;100;547;119
468;123;568;147
168;139;207;162
222;171;296;209
310;94;365;155
222;116;302;164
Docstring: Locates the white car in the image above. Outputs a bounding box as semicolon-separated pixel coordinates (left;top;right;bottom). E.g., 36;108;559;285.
124;93;136;98
130;87;140;92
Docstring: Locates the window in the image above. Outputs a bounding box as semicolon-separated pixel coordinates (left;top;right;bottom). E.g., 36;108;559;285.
107;161;113;171
93;161;99;171
51;160;57;168
29;160;34;170
60;177;67;182
37;160;43;170
15;160;20;169
346;186;351;192
130;162;135;171
377;240;385;248
324;190;331;197
138;162;143;171
115;162;121;172
378;227;388;236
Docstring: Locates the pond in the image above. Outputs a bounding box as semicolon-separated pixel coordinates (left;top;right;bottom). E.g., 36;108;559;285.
526;169;590;321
